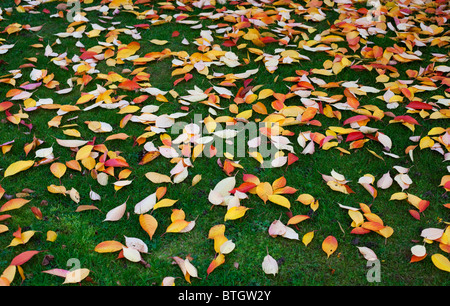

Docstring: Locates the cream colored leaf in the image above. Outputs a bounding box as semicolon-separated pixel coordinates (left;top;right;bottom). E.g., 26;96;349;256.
262;253;278;276
104;200;127;221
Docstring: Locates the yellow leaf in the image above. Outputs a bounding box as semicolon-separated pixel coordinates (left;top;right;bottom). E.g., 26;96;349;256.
150;39;168;45
75;145;93;161
145;172;172;184
47;184;67;195
46;231;57;242
153;199;178;210
76;94;95;105
268;194;290;209
390;192;408;201
326;181;349;194
8;231;35;247
376;225;394;238
348;210;364;227
1;265;16;284
0;224;8;234
428;127;446;135
213;235;228;253
419;136;435;150
256;182;273;203
311;200;319;212
4;160;35;177
224;206;250;221
63;129;81;138
431;254;450;273
208;224;226;240
302;231;314;247
258;88;274;100
296;193;314;205
192;174;202;187
166;219;190;233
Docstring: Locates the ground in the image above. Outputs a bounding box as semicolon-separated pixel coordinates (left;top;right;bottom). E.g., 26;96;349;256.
0;0;449;286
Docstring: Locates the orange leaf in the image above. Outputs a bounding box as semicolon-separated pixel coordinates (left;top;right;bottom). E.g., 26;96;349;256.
207;253;225;277
0;198;31;212
30;206;43;220
94;241;124;253
139;214;158;240
252;102;268;114
66;160;81;172
287;215;310;225
410;254;427;263
351;227;371;235
50;162;66;179
322;236;338;258
362;222;385;231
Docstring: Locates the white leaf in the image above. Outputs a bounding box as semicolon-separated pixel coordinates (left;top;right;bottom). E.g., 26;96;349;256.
421;228;444;241
270;156;287;168
35;147;53;158
134;193;156;214
411;245;426;257
331;169;346;182
213;176;236;197
377;132;392;150
268;220;287;237
184;258;198;278
89;190;101;201
104;201;127;221
262;253;278;276
377;171;393;189
122;246;142;262
357;246;378;261
281;226;299;240
124;236;148;253
213;129;239;139
219;240;236;254
208;189;224;205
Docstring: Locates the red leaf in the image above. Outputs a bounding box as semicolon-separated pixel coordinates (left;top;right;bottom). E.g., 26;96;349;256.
343;115;369;125
410;254;427;263
418;200;430;213
222;40;236;47
393;115;419;125
287;153;299;165
260;37;278;44
11;250;41;266
230;182;257;194
104;158;129;168
346;132;364;142
409;210;420;220
406;101;433;110
134;24;150;29
79;51;98;60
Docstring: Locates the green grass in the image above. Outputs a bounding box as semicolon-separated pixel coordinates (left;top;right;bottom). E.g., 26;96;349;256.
0;0;449;286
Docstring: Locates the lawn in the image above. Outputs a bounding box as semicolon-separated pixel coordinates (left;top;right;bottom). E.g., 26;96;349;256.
0;0;449;287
